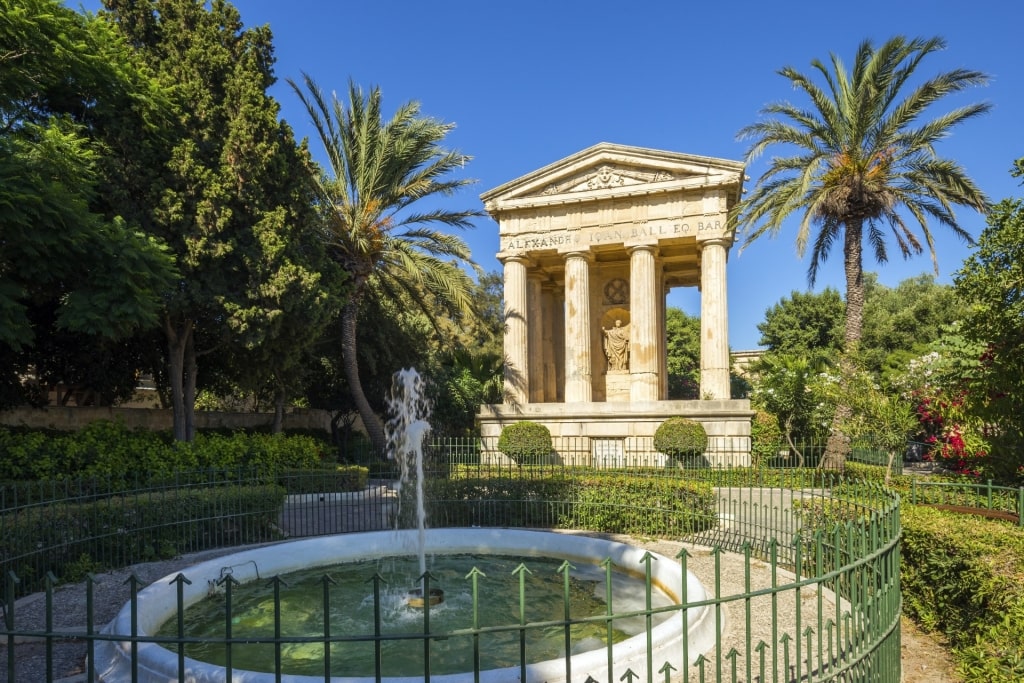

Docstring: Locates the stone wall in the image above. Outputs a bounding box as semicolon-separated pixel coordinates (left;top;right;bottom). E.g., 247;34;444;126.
0;406;334;433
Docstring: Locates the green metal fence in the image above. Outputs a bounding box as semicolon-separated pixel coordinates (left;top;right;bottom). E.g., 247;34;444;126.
2;448;902;682
907;477;1024;526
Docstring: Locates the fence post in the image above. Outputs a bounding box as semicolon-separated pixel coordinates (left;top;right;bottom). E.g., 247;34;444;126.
987;480;994;510
1018;487;1024;528
910;478;918;505
5;571;20;683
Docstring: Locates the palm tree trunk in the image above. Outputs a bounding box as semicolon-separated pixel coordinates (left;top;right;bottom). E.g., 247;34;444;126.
821;220;865;470
340;299;387;457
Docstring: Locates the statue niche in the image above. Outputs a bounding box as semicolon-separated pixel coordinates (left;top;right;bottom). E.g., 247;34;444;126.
602;319;630;372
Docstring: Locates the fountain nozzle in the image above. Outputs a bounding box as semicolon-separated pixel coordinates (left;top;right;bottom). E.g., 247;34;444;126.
406;587;445;608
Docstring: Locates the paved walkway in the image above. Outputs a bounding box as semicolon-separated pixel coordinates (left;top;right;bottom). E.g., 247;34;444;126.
277;483;396;536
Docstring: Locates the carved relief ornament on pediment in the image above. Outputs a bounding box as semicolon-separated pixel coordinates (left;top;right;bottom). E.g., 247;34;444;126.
539;165;675;196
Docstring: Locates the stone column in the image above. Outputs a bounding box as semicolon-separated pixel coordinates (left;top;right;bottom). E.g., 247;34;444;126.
541;284;558;402
628;245;659;402
501;256;530;405
699;238;731;399
527;274;545;403
659;280;669;399
552;287;565;402
563;251;593;402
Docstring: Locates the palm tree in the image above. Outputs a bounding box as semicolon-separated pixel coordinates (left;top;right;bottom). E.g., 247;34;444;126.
289;74;483;456
733;36;991;468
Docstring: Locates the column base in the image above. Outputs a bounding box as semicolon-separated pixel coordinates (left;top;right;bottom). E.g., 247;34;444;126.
630;372;659;402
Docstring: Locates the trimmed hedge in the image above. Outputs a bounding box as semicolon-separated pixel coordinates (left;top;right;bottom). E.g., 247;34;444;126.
497;421;553;464
1;483;286;593
0;421;327;486
801;466;1024;680
653;417;707;461
277;465;369;494
410;472;717;537
900;505;1024;681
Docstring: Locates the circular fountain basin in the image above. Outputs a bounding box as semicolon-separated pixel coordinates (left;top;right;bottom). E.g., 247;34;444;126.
95;529;720;683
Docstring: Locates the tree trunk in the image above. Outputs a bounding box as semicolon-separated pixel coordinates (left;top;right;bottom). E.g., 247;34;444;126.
164;316;194;442
784;416;805;468
820;219;865;471
184;332;197;442
884;450;896;486
272;385;285;434
340;299;386;457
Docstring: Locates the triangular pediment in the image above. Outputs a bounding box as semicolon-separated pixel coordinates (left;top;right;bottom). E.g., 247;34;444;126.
481;142;744;213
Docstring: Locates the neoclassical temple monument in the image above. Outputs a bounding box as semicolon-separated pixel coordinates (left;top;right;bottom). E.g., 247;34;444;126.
477;143;754;466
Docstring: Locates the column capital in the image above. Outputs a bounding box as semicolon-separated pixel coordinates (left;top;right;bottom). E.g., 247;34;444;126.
697;236;733;251
562;250;594;263
627;243;659;257
499;254;535;267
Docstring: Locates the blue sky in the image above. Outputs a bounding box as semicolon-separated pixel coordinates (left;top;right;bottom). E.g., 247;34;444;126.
76;0;1023;349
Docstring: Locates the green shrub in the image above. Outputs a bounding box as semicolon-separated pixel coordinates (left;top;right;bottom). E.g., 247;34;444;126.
416;472;717;537
570;474;717;536
0;423;326;487
418;476;574;529
277;465;368;494
843;461;890;483
901;505;1024;681
497;421;553;465
750;410;784;468
1;483;286;593
653;417;707;461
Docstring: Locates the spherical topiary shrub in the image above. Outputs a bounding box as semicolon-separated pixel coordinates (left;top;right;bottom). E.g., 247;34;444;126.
497;421;552;465
653;417;708;462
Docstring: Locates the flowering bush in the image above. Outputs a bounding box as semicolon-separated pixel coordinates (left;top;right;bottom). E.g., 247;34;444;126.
895;346;992;477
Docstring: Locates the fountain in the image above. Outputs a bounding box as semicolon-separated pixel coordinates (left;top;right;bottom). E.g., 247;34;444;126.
94;368;721;682
386;368;434;602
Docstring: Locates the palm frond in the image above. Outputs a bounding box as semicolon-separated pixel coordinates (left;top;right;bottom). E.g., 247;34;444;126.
735;33;991;318
806;217;841;286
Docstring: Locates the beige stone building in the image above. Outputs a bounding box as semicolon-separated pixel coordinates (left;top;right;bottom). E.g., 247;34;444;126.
477;143;754;467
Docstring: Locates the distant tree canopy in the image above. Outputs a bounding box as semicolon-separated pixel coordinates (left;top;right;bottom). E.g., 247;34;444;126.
0;0;179;407
757;274;965;378
0;0;177;352
2;0;501;438
666;308;701;399
953;157;1024;457
97;0;336;440
757;288;845;356
861;273;966;379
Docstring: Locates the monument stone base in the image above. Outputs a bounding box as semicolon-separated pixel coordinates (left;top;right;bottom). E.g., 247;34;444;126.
604;372;631;402
478;399;754;468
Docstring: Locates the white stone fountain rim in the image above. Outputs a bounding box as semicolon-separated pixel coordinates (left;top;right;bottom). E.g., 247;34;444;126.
96;528;720;683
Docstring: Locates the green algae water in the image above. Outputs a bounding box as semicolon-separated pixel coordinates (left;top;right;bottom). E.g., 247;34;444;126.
159;553;673;677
